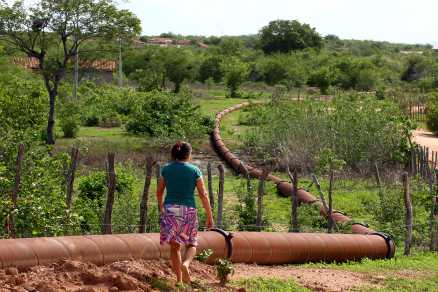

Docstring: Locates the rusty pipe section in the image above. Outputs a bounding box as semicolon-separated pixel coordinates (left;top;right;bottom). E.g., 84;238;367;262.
230;232;395;264
0;232;394;269
211;103;373;234
0;232;226;269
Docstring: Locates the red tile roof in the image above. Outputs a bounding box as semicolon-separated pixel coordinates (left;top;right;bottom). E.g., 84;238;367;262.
13;57;116;71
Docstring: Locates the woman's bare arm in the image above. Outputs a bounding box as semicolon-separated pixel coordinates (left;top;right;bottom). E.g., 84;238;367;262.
156;176;166;213
196;177;214;228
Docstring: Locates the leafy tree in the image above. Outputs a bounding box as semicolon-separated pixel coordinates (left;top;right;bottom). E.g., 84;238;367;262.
160;47;196;93
0;0;141;144
426;94;438;135
219;37;244;56
259;20;323;54
123;46;165;91
198;55;223;83
401;55;429;82
285;65;307;91
259;55;289;86
222;57;249;98
308;67;332;94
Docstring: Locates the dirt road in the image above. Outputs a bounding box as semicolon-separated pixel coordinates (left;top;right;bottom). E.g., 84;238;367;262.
413;129;438;161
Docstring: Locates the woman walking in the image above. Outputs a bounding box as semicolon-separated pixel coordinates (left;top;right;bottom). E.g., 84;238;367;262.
157;142;214;285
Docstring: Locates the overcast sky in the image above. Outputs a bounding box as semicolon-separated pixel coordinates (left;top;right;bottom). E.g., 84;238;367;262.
118;0;437;45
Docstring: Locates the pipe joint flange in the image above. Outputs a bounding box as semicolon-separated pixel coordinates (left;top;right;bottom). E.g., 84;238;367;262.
370;232;396;259
209;228;234;259
351;222;369;228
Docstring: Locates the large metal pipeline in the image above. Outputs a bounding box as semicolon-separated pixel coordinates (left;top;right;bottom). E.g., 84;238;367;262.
211;102;372;235
0;231;395;269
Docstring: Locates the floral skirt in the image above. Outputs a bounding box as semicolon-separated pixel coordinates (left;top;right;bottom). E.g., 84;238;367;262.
160;204;198;246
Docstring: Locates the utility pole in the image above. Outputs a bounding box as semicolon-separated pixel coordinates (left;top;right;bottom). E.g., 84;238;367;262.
118;37;123;87
72;34;79;99
73;46;79;99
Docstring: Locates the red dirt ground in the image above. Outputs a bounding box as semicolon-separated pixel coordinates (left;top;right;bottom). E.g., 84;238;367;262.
413;129;438;161
0;259;384;292
0;259;229;292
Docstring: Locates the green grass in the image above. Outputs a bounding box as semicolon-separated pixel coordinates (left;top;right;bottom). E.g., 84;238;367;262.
77;126;126;138
301;251;438;273
370;275;438;292
196;97;249;117
233;277;310;292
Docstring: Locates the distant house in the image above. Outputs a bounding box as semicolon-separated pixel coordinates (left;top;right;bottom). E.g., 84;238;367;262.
176;39;191;46
197;42;209;49
146;37;209;49
133;39;146;48
13;57;116;83
433;45;438;51
147;37;173;46
400;50;424;54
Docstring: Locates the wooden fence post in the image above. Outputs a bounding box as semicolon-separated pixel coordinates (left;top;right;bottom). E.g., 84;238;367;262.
217;164;225;228
287;168;299;233
256;169;268;229
403;172;413;255
155;162;161;186
8;143;25;238
102;153;116;234
328;169;334;234
207;162;214;210
66;147;79;211
139;156;153;233
431;195;438;251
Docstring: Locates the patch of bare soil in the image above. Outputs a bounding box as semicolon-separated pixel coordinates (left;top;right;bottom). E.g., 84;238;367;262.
233;264;379;292
413;129;438;161
0;259;228;292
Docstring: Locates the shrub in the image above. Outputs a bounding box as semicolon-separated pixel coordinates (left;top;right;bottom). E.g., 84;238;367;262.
222;58;249;98
215;259;234;286
235;179;257;231
60;118;79;138
75;165;136;233
78;82;129;128
243;97;412;173
426;94;438;134
125;90;210;138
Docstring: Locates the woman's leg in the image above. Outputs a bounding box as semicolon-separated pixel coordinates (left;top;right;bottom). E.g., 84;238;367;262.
170;240;183;283
182;244;196;283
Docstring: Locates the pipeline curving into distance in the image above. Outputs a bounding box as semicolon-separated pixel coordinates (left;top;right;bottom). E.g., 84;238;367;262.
211;102;385;235
0;103;396;269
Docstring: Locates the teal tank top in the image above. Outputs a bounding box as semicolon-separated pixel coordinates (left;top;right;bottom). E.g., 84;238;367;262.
161;161;202;208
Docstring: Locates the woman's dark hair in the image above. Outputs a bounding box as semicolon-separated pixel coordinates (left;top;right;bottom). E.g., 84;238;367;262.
171;141;192;161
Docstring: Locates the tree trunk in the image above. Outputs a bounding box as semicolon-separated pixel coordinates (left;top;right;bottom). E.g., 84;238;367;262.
217;164;225;228
403;172;413;256
102;153;116;234
155;162;161;187
174;81;181;93
46;89;57;145
8;144;25;238
256;170;268;229
312;174;336;232
66;148;79;210
139;157;153;233
207;162;214;210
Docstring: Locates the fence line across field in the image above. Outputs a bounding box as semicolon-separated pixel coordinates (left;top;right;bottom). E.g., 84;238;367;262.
4;144;438;252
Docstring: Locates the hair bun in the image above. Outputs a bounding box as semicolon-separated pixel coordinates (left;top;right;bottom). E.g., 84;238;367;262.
171;141;192;160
